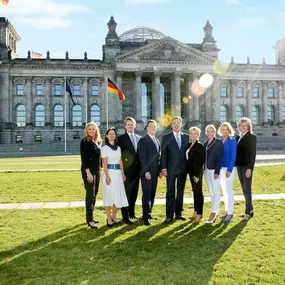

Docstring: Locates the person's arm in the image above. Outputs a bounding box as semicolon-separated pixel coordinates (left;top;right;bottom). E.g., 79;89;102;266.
101;147;111;185
194;144;205;178
214;142;223;176
227;139;237;174
138;138;150;178
80;140;93;183
161;135;168;176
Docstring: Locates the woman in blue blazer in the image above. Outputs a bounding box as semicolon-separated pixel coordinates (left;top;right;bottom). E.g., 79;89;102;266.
217;122;237;224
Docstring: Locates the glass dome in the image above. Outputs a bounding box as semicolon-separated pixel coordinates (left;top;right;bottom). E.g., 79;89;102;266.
119;26;166;42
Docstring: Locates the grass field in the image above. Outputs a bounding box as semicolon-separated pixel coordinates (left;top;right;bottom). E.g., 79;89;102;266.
0;165;285;203
1;201;285;285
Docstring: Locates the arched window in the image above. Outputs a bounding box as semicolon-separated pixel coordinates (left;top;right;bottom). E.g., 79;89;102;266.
16;104;26;127
252;105;261;125
220;105;229;122
236;105;244;122
35;104;45;127
54;104;64;127
267;105;276;124
90;104;100;126
72;104;82;127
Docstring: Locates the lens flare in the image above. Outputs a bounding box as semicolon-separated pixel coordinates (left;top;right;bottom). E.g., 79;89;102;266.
213;60;229;75
191;80;207;96
182;97;189;104
199;73;213;88
158;114;172;127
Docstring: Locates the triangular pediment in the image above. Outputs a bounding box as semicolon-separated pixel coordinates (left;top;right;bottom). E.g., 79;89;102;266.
115;37;215;63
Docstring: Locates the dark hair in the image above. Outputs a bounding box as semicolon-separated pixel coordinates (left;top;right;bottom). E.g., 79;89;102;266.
144;119;157;131
104;127;118;144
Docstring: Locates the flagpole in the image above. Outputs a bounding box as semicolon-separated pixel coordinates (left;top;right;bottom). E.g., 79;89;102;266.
64;75;67;153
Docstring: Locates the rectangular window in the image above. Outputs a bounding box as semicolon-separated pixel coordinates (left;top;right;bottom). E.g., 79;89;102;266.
237;87;243;97
252;87;259;98
91;84;100;96
54;84;62;96
16;84;24;96
35;135;42;143
36;84;43;96
73;84;80;96
16;135;23;143
268;87;275;98
220;87;228;97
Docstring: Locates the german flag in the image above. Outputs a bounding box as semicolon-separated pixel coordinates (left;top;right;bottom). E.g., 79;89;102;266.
108;78;125;101
1;0;9;5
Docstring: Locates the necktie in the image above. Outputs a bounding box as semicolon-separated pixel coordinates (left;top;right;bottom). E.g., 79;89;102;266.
131;133;137;152
152;137;159;152
176;133;181;149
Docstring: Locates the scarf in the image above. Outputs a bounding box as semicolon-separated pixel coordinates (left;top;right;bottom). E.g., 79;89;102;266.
105;142;118;151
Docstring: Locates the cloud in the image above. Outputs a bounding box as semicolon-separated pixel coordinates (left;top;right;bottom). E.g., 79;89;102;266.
125;0;171;4
0;0;90;30
236;17;265;29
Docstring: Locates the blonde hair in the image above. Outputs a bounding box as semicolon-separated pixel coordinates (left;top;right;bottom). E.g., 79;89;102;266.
205;124;216;133
237;117;253;133
189;126;201;137
124;116;136;126
217;122;235;136
172;116;182;122
84;121;102;143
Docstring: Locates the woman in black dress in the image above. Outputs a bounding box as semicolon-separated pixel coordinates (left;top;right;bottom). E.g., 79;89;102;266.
80;122;102;229
186;127;205;224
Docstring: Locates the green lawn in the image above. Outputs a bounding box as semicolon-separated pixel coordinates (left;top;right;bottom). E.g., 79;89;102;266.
0;165;285;203
1;201;285;285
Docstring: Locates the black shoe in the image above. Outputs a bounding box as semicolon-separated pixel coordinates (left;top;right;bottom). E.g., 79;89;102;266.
176;215;186;221
125;219;134;225
149;215;158;220
164;218;173;224
93;219;99;224
240;212;254;218
106;219;113;227
87;221;98;229
144;220;151;226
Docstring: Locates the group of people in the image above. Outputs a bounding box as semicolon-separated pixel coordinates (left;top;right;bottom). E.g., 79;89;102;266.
80;115;256;229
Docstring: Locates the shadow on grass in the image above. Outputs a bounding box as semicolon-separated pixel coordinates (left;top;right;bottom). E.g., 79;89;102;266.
0;218;247;285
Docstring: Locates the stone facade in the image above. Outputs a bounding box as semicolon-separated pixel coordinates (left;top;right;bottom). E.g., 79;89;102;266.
0;16;285;147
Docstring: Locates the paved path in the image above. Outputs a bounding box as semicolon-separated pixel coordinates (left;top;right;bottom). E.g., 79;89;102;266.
1;193;285;210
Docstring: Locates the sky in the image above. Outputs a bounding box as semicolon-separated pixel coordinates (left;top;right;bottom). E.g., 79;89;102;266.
0;0;284;64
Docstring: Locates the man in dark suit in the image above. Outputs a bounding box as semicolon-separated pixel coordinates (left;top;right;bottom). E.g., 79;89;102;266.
161;116;189;224
138;120;161;225
117;117;141;225
235;117;257;221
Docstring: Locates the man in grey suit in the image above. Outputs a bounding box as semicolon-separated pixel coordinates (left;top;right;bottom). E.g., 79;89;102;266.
161;116;189;224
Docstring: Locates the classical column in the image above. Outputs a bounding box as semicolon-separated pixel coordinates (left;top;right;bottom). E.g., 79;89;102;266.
0;73;10;128
184;74;192;126
135;71;143;122
262;81;268;125
65;78;70;126
83;77;88;125
26;76;33;126
211;76;220;124
246;80;252;119
230;80;236;125
277;82;284;125
45;77;52;126
116;72;123;122
205;85;212;124
152;72;161;120
171;71;181;117
193;73;200;122
101;75;108;127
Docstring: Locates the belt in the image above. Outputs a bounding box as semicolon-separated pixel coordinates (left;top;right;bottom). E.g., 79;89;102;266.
107;164;120;170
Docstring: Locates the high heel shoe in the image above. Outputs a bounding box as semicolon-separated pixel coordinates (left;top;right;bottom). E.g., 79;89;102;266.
224;214;233;224
205;213;218;224
87;221;98;229
112;218;120;225
106;219;113;227
193;215;202;224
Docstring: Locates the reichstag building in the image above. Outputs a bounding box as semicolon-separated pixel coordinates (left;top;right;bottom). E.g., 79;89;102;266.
0;16;285;147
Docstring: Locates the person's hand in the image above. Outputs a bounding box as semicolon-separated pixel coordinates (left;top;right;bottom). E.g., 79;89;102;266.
145;172;151;180
193;176;199;183
162;169;167;177
245;169;252;178
226;171;231;178
106;176;111;185
159;172;163;179
122;173;126;182
87;173;94;183
214;174;219;180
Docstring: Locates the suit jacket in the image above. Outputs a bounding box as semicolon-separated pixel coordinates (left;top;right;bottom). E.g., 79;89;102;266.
117;132;141;176
221;137;237;173
204;137;223;175
235;132;257;170
80;139;101;181
137;134;161;177
161;132;189;175
186;141;205;178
